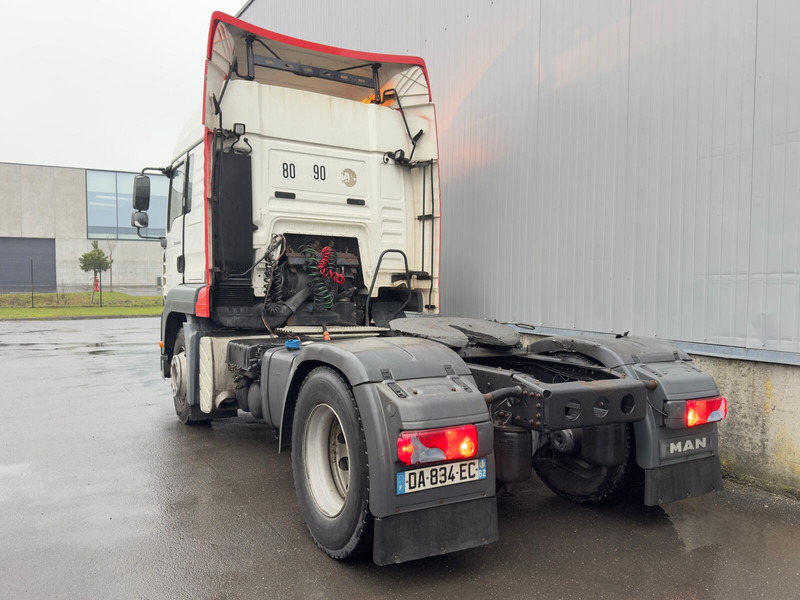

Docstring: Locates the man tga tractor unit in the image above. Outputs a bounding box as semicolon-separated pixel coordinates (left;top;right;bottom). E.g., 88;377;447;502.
130;12;728;565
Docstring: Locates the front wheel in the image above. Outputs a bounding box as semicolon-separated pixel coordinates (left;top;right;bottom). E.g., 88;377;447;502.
532;426;641;504
171;328;211;425
291;367;372;559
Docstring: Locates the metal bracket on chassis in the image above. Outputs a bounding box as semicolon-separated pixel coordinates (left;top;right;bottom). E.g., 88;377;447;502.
468;363;648;432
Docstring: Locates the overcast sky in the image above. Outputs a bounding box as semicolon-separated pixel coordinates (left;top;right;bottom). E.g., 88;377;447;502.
0;0;243;172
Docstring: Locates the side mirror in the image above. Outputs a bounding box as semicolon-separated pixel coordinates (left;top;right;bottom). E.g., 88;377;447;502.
131;211;149;229
132;175;151;210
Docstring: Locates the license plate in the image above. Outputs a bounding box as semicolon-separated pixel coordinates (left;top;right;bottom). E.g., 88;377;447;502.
396;458;487;495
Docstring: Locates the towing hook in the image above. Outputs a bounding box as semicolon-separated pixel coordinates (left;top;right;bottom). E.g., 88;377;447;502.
483;386;523;404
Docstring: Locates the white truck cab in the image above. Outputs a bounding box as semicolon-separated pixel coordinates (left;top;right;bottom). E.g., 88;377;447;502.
144;15;442;330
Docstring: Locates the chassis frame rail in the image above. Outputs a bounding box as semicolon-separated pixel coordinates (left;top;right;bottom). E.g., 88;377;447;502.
468;363;648;432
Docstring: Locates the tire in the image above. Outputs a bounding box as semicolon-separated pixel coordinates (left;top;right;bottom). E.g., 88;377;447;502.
533;425;641;504
171;328;210;425
291;367;372;559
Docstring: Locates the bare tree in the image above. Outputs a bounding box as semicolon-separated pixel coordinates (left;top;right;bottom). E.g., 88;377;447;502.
78;241;113;303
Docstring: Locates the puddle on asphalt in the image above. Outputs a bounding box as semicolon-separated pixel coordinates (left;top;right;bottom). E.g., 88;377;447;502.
0;463;29;476
0;341;152;351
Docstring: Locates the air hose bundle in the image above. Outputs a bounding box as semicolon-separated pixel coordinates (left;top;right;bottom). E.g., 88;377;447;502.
264;264;286;315
317;246;346;284
301;246;344;310
259;234;287;330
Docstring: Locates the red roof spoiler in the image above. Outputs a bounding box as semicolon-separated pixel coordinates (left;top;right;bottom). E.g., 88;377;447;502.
206;11;430;98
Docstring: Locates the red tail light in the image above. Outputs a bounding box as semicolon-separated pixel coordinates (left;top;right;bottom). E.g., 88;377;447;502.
397;425;478;465
685;396;727;427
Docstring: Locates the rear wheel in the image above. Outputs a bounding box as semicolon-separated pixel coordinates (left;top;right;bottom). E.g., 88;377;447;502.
533;425;641;504
532;350;641;504
292;367;372;559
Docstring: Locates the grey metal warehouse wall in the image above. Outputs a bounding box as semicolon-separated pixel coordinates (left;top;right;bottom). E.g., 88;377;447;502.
239;0;800;362
240;0;800;494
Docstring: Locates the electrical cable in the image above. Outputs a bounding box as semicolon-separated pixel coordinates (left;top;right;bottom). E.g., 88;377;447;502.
647;398;669;417
258;234;286;335
265;264;286;314
233;230;288;279
232;251;268;278
380;88;423;164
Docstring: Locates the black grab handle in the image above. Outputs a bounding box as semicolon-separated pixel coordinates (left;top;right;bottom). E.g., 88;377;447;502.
364;249;412;326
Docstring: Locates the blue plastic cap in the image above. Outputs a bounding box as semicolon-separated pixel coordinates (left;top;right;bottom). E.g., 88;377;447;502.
285;338;301;350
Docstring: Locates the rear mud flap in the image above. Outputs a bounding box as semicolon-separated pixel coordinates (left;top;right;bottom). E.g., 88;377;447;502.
373;497;498;565
644;456;723;505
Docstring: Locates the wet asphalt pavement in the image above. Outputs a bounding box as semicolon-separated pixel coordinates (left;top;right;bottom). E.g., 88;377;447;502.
1;317;800;600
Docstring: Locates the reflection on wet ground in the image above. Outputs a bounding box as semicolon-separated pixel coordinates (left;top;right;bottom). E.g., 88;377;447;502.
1;318;799;599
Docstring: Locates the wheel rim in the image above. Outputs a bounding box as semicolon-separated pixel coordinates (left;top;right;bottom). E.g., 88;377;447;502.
170;352;187;400
303;403;350;518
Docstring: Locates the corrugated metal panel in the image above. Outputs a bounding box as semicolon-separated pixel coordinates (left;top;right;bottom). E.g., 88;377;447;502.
624;0;758;348
240;0;800;357
0;237;56;293
750;0;800;352
530;0;631;335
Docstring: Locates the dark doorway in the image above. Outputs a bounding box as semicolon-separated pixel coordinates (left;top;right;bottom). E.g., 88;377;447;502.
0;237;57;293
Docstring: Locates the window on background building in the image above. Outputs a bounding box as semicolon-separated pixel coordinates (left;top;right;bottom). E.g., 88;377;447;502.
86;171;117;239
116;172;137;240
148;176;168;237
86;170;168;241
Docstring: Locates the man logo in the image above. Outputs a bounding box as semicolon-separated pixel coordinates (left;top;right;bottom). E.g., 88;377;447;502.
669;437;708;454
341;168;357;187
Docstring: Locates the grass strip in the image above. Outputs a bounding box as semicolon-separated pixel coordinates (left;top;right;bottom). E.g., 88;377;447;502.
0;305;163;320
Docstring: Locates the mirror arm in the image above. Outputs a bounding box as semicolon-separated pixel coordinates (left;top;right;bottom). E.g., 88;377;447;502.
136;229;164;242
140;166;168;176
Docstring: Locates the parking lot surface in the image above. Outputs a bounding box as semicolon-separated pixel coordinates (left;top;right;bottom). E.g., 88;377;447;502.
1;317;800;599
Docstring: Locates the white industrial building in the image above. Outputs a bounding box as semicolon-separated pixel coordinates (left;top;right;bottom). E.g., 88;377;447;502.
0;162;166;293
